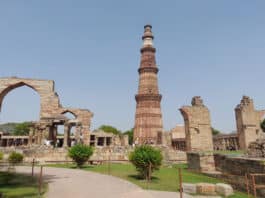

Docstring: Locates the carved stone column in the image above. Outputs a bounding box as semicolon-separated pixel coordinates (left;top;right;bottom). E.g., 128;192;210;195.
28;128;34;146
75;125;81;144
63;123;70;148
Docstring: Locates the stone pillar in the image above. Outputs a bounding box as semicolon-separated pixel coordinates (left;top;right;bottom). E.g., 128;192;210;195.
95;136;98;146
53;125;58;146
63;123;70;148
28;128;34;146
75;125;81;144
180;96;214;151
104;137;107;147
235;96;265;150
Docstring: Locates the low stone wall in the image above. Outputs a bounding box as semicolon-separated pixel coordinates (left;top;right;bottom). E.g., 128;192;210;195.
0;146;132;163
187;152;215;172
0;146;187;164
214;154;265;197
214;154;265;175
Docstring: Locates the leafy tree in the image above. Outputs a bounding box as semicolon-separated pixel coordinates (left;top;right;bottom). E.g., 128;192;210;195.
8;152;24;165
0;152;3;161
98;125;121;135
13;122;31;136
68;144;94;168
129;145;163;180
211;127;221;136
261;119;265;133
123;128;133;145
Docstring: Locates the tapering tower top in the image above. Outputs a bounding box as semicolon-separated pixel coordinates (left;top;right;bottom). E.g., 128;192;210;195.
142;24;154;47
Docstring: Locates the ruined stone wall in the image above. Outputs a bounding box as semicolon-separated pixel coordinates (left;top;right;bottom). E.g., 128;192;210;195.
59;108;93;145
235;96;265;150
214;154;265;196
213;134;239;151
180;96;213;151
0;77;61;118
187;152;216;172
0;77;93;145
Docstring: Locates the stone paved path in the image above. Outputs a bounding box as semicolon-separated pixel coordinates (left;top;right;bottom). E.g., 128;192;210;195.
16;166;220;198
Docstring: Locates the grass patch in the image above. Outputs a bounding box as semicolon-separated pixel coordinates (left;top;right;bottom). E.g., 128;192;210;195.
0;171;47;198
47;163;250;198
213;150;245;156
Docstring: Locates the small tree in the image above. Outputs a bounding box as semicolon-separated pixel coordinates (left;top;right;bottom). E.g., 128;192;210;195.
129;145;163;180
13;122;30;135
0;152;3;161
68;144;94;168
211;127;221;136
261;119;265;133
8;152;24;165
98;125;121;135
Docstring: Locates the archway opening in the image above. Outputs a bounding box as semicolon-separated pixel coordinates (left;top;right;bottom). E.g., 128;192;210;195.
0;85;40;135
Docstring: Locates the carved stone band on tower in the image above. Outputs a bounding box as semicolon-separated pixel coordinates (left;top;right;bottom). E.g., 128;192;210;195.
133;25;163;145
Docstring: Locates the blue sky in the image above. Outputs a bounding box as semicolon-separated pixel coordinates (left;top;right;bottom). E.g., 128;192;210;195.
0;1;265;133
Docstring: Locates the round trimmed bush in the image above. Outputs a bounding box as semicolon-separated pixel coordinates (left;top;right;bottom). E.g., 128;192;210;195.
68;144;94;168
129;145;163;180
8;152;24;165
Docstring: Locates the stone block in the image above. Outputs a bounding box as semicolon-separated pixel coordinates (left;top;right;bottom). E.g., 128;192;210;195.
215;183;233;197
196;183;216;195
183;183;196;194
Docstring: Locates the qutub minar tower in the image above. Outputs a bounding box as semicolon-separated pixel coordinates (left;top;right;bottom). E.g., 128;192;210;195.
134;25;163;145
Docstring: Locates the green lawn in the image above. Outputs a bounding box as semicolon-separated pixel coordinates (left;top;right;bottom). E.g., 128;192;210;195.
47;163;250;198
0;171;47;198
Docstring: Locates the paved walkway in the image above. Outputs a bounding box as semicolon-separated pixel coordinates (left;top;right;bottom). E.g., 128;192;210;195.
16;166;219;198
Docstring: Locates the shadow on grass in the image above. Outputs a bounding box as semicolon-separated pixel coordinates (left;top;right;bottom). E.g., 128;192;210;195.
128;174;160;182
0;171;46;198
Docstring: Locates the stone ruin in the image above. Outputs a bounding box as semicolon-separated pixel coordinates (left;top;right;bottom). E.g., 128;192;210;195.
179;96;214;152
0;77;128;150
0;77;93;147
235;95;265;150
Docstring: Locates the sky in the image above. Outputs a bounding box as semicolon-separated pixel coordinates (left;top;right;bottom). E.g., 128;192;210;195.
0;1;265;133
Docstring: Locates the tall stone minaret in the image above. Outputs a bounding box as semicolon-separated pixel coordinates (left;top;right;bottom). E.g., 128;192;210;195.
133;25;163;145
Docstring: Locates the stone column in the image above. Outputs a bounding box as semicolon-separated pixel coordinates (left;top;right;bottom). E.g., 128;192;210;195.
104;137;107;147
75;125;81;144
95;136;98;146
29;128;34;146
51;125;57;147
63;123;70;148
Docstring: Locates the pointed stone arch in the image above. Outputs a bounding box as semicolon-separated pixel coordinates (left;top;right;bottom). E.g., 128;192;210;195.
0;77;61;118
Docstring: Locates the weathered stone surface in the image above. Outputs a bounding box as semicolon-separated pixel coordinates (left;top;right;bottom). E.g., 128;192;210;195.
180;96;213;152
187;152;215;172
196;183;216;195
235;96;265;150
133;25;163;145
0;77;93;146
213;133;239;151
183;183;196;194
247;138;265;158
214;154;265;197
215;183;233;197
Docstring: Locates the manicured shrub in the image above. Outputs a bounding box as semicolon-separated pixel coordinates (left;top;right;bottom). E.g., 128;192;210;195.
8;152;24;165
0;152;3;161
68;144;94;168
129;145;163;180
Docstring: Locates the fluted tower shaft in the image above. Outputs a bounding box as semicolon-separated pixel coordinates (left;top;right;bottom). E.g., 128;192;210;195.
133;25;163;145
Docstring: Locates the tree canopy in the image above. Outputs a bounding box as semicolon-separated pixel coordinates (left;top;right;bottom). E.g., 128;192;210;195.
211;127;221;136
98;125;121;135
13;122;31;136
